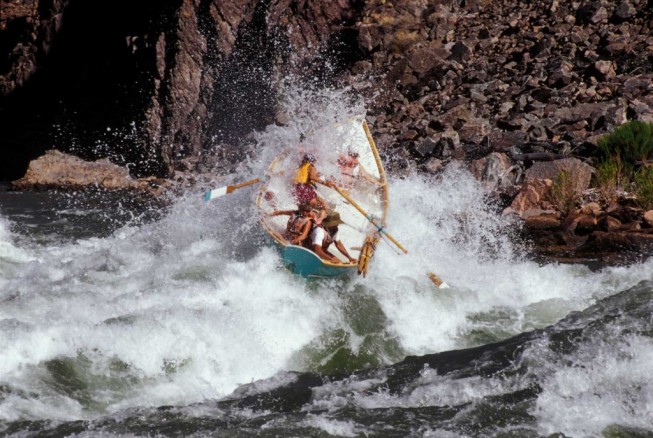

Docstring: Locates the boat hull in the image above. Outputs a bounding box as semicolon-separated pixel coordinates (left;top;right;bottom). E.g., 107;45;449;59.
277;244;356;278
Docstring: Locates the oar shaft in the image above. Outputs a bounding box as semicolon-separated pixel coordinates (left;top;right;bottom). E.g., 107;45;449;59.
228;178;262;193
332;185;408;254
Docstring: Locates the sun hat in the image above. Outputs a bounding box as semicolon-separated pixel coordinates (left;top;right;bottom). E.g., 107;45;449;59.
322;212;345;228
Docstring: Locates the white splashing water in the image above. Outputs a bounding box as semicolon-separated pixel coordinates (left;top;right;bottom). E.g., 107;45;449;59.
1;85;653;424
534;333;653;436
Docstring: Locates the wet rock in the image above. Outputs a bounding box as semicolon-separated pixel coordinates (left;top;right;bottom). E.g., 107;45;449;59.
424;158;444;174
469;152;516;192
578;231;653;254
524;215;561;230
11;150;165;195
503;178;557;218
575;215;599;235
3;0;653;204
415;138;437;158
599;215;623;232
644;210;653;227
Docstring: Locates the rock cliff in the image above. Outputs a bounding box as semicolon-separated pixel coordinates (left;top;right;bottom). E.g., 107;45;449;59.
3;0;650;181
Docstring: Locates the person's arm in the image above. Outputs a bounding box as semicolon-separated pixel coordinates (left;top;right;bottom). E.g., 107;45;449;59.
312;244;341;263
290;220;313;245
358;163;385;186
310;165;334;187
334;240;356;263
270;210;293;217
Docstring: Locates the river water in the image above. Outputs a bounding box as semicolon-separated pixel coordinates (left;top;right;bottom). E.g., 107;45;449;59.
1;91;653;437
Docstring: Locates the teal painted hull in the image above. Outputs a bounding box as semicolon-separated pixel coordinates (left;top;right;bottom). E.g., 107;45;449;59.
279;244;356;278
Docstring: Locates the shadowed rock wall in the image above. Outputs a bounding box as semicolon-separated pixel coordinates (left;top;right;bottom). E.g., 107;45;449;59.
0;0;361;179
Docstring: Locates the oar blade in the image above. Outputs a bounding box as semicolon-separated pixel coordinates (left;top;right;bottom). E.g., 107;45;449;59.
204;186;228;201
428;272;449;289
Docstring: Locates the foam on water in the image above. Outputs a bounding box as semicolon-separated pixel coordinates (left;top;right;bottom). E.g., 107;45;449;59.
1;85;653;426
0;216;35;267
534;333;653;436
0;199;342;420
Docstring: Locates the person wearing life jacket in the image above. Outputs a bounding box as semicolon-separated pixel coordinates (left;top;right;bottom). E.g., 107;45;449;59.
309;212;356;264
269;203;315;246
337;150;385;188
293;153;332;222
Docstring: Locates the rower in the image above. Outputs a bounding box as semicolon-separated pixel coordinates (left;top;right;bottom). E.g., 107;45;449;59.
337;150;385;189
309;212;356;264
269;203;315;246
292;153;332;223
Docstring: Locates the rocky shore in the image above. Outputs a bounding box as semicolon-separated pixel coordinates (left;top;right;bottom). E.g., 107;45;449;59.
2;0;652;266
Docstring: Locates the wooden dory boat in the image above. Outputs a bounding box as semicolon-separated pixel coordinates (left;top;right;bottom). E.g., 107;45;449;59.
256;119;389;278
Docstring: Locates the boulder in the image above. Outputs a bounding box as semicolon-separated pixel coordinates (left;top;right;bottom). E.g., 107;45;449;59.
644;210;653;227
575;215;599;235
524;158;593;194
469;152;517;192
524;215;561;230
11;150;164;194
599;215;623;232
579;202;602;216
503;178;557;218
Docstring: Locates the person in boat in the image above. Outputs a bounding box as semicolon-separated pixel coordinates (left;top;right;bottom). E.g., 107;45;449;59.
309;212;356;264
292;153;332;222
269;203;315;246
337;150;385;189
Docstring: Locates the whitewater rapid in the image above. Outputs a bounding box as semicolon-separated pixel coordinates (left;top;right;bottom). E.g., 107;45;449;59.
1;164;652;430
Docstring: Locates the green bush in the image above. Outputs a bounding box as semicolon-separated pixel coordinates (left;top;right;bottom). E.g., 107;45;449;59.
593;121;653;203
633;166;653;210
594;158;621;201
597;120;653;169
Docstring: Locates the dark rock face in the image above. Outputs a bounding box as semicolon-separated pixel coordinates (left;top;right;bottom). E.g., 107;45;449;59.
0;0;361;179
1;0;182;179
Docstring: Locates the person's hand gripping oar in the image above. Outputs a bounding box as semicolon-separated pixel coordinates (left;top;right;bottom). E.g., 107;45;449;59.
203;177;267;202
319;182;449;288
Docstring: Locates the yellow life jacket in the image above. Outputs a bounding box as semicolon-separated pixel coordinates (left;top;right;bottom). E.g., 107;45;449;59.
293;162;313;185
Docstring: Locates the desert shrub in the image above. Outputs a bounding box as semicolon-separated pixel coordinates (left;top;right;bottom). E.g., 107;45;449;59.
593;121;653;202
552;169;577;215
633;166;653;210
594;156;622;201
596;120;653;169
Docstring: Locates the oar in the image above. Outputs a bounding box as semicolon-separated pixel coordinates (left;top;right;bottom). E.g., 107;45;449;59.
323;183;450;288
428;272;450;289
326;183;407;253
204;177;263;202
